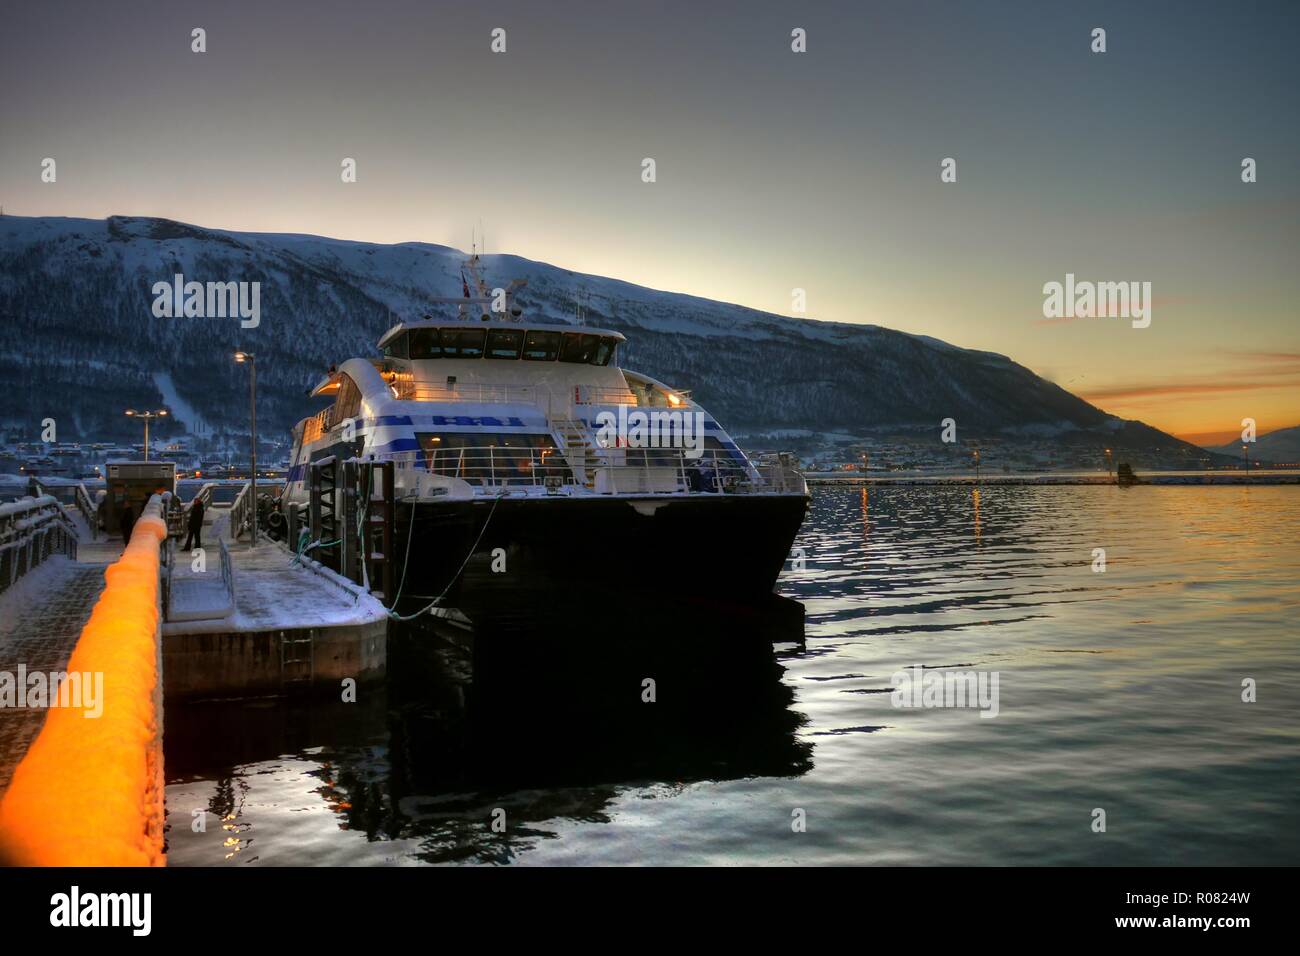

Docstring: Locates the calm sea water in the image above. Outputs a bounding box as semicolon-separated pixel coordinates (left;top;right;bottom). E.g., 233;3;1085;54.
163;485;1300;865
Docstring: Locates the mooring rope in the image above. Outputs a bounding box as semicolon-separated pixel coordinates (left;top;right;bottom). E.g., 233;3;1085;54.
383;488;507;622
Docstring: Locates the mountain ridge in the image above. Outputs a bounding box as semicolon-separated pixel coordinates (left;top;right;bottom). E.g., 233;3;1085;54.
1204;425;1300;465
0;214;1218;465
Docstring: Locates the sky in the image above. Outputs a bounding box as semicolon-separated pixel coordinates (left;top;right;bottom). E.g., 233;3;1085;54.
1;0;1296;444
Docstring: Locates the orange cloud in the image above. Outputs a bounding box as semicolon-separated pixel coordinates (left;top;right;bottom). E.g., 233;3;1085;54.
1078;381;1285;402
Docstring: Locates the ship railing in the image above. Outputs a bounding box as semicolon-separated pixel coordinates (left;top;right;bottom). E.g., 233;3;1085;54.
378;445;801;496
391;381;545;405
752;457;810;495
0;494;80;594
390;380;643;408
571;385;642;405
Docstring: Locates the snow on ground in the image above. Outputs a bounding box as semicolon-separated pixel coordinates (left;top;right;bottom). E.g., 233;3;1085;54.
0;555;83;623
163;515;385;635
153;371;212;436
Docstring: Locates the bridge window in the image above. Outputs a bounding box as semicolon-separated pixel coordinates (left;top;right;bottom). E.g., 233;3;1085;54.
522;330;561;361
441;328;486;358
485;328;524;359
384;332;409;359
592;336;616;366
559;333;618;366
560;333;598;364
408;329;441;359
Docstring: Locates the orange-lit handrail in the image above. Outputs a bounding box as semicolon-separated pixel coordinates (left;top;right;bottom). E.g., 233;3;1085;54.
0;495;167;866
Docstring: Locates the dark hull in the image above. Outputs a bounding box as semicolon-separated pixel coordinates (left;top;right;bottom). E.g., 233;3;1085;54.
389;493;809;627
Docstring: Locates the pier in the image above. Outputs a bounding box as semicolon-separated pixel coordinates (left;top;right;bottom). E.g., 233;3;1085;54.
162;516;387;699
0;494;165;866
0;477;388;865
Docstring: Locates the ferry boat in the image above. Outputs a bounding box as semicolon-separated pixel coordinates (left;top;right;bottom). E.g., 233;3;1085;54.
282;255;808;625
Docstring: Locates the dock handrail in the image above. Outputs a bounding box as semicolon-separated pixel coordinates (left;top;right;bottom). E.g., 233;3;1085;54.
0;493;168;865
219;536;233;601
162;523;235;623
230;480;253;538
167;481;217;541
74;482;98;540
160;533;173;618
0;494;80;594
186;481;216;518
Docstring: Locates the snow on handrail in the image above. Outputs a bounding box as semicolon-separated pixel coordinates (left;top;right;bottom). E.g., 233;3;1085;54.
0;495;80;592
0;494;167;865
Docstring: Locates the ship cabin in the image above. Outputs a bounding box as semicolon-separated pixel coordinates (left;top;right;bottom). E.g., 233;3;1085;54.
288;313;749;499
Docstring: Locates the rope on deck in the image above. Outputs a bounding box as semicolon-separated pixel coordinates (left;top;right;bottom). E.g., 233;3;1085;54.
0;496;168;866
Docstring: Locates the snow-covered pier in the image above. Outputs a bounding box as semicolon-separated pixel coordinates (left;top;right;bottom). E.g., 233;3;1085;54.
0;495;166;865
161;505;387;698
0;484;388;865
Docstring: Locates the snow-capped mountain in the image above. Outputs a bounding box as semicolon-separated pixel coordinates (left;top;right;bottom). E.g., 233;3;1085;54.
0;214;1209;462
1206;425;1300;465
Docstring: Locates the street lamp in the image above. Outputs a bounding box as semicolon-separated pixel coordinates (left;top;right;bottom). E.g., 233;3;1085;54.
1242;443;1250;475
234;351;258;544
1104;447;1113;480
972;446;981;483
124;408;167;461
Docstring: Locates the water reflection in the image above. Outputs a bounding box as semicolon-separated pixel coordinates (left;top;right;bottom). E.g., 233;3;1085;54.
164;608;811;865
164;485;1300;865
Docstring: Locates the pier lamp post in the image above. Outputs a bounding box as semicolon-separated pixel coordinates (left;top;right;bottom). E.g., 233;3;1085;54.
1104;447;1113;480
124;408;167;461
1242;443;1250;476
234;351;258;544
972;447;981;483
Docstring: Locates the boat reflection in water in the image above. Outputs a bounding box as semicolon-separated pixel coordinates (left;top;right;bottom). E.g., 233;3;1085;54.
163;605;810;865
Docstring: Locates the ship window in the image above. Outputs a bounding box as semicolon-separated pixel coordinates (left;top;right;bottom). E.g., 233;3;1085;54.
440;328;486;358
384;332;410;359
560;333;617;366
522;330;561;361
592;336;616;366
485;328;524;359
559;333;599;364
408;329;441;359
416;433;571;485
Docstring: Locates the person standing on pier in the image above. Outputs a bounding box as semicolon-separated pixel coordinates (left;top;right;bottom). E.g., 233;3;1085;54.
120;501;136;545
183;496;204;551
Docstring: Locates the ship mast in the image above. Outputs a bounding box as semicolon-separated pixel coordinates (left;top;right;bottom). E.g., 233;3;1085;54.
425;229;527;322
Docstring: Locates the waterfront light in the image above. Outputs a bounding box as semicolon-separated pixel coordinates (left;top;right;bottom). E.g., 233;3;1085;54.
124;409;167;461
234;351;258;544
